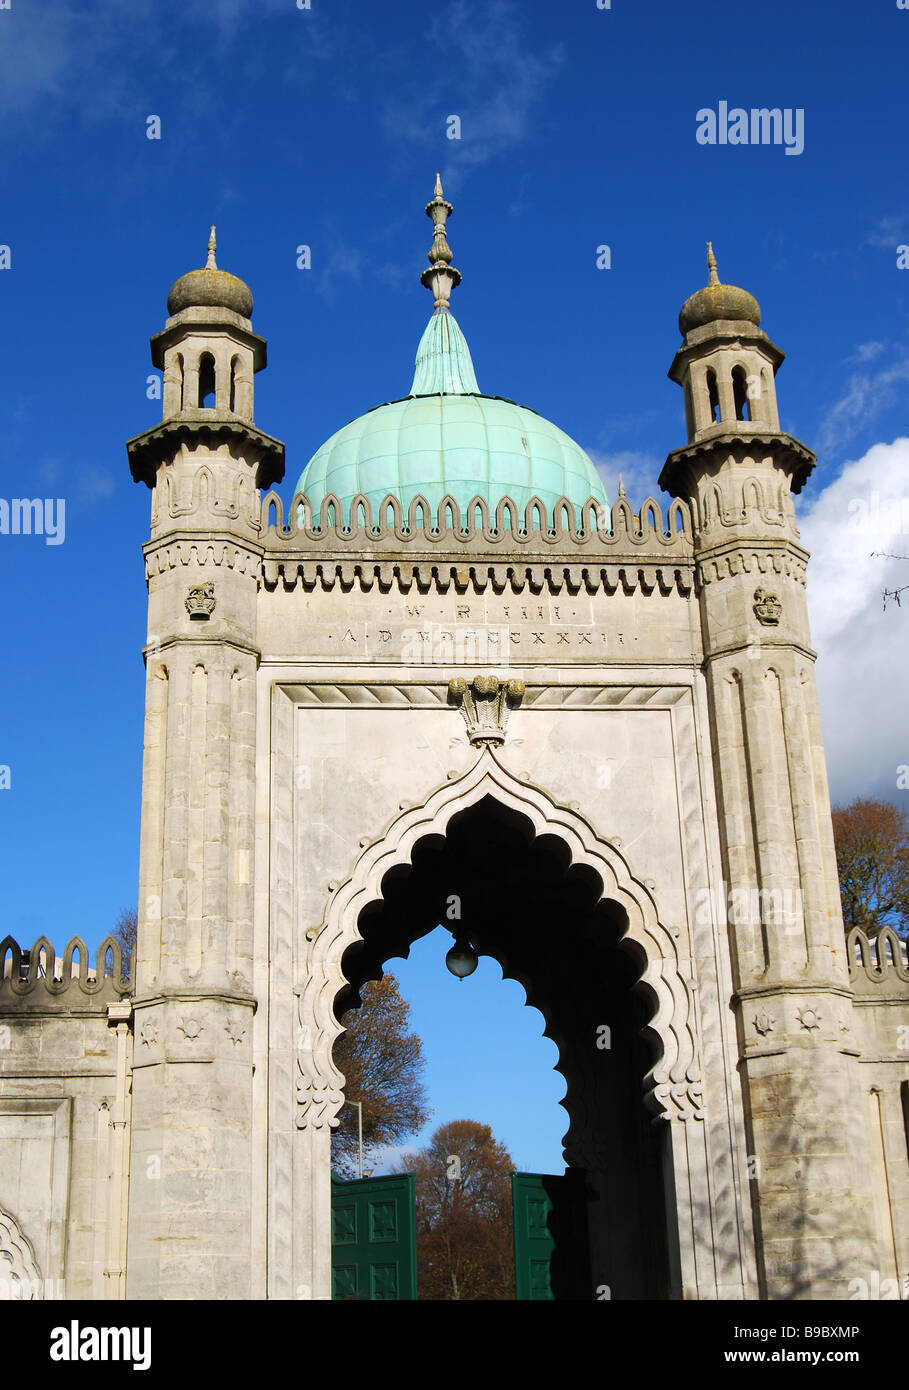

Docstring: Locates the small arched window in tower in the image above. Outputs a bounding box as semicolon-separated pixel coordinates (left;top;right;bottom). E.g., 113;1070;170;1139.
229;356;239;413
732;366;750;421
198;353;216;409
176;352;185;411
706;368;720;424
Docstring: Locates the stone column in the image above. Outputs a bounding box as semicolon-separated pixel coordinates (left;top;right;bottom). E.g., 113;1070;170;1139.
662;434;882;1297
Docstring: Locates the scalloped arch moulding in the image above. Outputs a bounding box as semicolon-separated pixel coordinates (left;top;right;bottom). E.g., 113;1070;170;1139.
296;747;704;1133
282;732;755;1302
0;1208;43;1299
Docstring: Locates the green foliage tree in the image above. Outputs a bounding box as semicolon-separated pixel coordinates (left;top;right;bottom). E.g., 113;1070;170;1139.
831;796;909;938
331;973;430;1177
396;1118;515;1300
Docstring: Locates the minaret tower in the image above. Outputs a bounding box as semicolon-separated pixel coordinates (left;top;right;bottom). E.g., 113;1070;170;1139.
125;232;284;1299
660;247;881;1298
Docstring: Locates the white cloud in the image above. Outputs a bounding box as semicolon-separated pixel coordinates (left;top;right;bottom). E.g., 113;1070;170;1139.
865;215;908;250
0;1;338;125
381;0;564;182
816;349;909;455
847;341;886;365
799;438;909;802
586;448;663;506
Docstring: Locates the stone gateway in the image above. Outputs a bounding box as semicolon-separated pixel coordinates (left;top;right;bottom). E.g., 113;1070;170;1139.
2;182;908;1301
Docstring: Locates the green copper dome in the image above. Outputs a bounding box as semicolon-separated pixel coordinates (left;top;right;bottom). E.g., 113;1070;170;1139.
294;176;607;527
295;310;606;524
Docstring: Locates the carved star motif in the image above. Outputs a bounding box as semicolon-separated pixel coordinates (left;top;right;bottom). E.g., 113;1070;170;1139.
139;1021;159;1048
753;1010;775;1036
177;1016;203;1041
225;1016;247;1046
796;1007;821;1031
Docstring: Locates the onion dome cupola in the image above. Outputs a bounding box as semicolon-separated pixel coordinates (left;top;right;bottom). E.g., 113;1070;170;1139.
667;242;786;446
295;176;607;525
660;242;815;507
154;228;262;424
127;227;284;490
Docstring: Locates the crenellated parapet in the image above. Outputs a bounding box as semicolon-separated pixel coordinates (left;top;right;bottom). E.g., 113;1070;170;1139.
847;926;909;995
0;935;133;1011
263;487;692;542
259;489;694;596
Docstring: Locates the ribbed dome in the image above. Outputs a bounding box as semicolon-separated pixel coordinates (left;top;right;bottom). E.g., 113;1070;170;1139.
295;177;607;526
294;308;607;523
296;391;606;522
166;227;253;319
679;242;760;334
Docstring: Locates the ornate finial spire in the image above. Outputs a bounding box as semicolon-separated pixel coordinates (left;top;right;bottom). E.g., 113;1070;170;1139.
206;226;217;270
706;240;719;286
618;474;626;498
420;172;462;310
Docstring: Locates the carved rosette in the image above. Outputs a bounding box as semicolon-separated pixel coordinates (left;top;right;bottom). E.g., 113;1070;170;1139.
447;675;525;746
185;582;216;620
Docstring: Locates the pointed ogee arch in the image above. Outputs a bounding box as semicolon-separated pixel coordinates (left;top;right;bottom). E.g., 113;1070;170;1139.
294;748;703;1133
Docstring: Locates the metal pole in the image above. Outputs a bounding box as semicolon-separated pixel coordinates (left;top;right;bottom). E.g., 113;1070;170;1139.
343;1100;364;1179
356;1101;363;1180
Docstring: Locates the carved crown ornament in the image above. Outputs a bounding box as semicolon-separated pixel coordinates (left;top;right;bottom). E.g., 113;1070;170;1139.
752;586;782;625
185;581;216;620
447;675;525;746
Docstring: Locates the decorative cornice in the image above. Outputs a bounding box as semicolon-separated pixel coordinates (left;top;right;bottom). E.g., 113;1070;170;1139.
131;990;257;1010
260;557;693;597
660;431;815;495
144;538;262;578
276;681;693;710
143;635;260;662
696;546;807;587
127;417;284;489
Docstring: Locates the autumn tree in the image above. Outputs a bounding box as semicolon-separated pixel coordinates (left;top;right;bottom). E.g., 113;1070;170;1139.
396;1118;515;1300
331;973;430;1177
831;797;909;938
113;906;137;973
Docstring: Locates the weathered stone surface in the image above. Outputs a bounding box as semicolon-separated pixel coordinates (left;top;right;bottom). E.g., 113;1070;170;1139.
2;227;908;1303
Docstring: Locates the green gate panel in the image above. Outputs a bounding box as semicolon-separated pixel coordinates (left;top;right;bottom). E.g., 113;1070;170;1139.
331;1173;417;1300
512;1171;591;1301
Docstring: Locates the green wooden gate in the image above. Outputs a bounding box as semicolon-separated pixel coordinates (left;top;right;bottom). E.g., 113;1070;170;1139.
511;1171;591;1300
331;1172;418;1300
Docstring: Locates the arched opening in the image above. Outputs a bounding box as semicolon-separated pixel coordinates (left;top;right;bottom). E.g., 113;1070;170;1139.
333;794;672;1300
732;365;750;421
198;353;216;409
229;356;239;413
706;367;720;424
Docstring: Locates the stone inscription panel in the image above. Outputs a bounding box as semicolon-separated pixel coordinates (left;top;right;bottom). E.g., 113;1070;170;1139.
261;588;698;666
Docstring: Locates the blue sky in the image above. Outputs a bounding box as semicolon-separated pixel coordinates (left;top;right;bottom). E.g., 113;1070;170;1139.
3;0;909;1173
